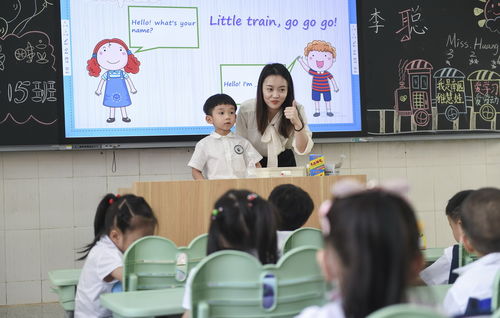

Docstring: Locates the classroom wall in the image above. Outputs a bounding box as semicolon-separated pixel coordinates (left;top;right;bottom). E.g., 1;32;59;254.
1;139;500;305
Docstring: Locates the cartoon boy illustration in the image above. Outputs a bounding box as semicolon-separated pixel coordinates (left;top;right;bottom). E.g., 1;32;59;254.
87;38;140;123
298;40;339;117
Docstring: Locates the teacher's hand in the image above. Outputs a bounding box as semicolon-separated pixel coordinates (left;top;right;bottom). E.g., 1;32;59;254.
284;100;303;130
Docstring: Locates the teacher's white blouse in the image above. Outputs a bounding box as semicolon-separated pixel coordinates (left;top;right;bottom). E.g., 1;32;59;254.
236;99;314;167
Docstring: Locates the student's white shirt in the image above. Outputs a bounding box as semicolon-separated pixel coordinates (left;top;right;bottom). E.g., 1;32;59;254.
188;131;262;180
295;299;345;318
75;235;123;318
182;266;197;310
236;99;313;167
420;245;453;285
277;230;292;257
442;252;500;316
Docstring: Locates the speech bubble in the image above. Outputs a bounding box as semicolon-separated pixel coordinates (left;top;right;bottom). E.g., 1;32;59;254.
128;6;199;53
220;64;265;104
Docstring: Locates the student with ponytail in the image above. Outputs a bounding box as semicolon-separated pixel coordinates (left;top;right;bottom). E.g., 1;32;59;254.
182;189;278;317
75;194;157;318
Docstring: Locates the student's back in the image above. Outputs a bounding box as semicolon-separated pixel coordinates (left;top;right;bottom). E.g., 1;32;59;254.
268;184;314;254
443;188;500;316
182;189;277;317
75;194;157;318
297;180;425;318
420;190;473;285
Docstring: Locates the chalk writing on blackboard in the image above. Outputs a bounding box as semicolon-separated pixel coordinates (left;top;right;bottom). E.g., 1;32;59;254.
0;112;56;125
395;6;428;42
0;0;58;130
473;0;500;34
0;0;54;38
368;8;385;34
369;60;500;133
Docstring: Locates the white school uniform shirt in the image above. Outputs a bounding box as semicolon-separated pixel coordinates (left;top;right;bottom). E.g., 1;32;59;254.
75;235;123;318
420;245;453;285
295;299;345;318
442;252;500;316
188;131;262;180
236;99;314;167
277;230;292;257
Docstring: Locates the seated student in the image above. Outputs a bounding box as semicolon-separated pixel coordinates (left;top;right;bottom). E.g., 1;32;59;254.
182;189;278;318
268;184;314;253
74;194;157;318
420;190;473;285
443;187;500;317
188;94;262;180
297;180;428;318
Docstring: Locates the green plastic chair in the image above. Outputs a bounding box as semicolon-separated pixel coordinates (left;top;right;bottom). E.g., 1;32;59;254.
366;304;447;318
123;235;183;291
458;243;478;267
190;246;326;318
48;268;81;316
492;270;500;312
181;233;208;270
282;227;323;255
123;235;208;291
493;308;500;318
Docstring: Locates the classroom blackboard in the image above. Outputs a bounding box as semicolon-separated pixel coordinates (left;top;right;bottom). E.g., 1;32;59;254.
0;0;62;145
360;0;500;136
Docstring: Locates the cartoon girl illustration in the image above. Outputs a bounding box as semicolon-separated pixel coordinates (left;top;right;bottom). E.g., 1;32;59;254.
298;40;339;117
87;38;140;123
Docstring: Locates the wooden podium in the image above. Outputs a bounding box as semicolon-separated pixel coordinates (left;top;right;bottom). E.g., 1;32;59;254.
126;175;365;246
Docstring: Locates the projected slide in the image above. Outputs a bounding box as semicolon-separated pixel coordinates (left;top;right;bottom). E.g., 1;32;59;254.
61;0;361;138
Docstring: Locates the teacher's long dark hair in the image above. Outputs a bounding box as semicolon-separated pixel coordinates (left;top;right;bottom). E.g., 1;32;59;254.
255;63;295;138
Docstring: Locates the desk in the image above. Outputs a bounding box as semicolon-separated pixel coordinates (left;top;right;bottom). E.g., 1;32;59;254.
48;269;81;311
423;248;445;263
131;175;366;245
100;287;185;317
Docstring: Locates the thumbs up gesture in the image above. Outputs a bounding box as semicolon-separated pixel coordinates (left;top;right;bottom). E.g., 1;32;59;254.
284;100;303;130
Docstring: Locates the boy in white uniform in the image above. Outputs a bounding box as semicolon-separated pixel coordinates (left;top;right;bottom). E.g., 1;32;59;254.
443;187;500;316
268;184;314;256
189;94;262;180
420;190;472;285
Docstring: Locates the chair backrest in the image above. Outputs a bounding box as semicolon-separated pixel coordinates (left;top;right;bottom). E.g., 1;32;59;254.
186;233;208;268
190;247;326;318
123;236;182;291
282;227;323;255
177;233;208;282
265;246;326;314
458;243;477;267
494;308;500;318
492;270;500;312
366;304;447;318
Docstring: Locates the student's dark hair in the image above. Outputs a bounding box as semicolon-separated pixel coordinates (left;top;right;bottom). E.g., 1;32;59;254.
445;190;473;221
325;190;421;318
268;184;314;231
460;187;500;254
255;63;296;137
78;194;157;260
203;93;237;115
207;189;278;264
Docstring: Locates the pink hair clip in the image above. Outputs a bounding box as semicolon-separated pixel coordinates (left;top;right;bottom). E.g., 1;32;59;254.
318;200;332;235
247;193;258;207
318;178;411;235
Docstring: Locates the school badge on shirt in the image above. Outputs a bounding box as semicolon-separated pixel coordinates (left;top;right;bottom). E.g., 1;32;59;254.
234;144;244;155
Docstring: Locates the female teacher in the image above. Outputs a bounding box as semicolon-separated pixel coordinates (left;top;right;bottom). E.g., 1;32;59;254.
236;63;314;167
